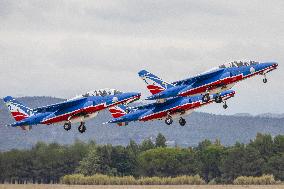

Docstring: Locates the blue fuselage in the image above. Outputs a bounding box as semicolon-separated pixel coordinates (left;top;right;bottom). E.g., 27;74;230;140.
12;92;140;127
110;90;235;124
147;62;278;100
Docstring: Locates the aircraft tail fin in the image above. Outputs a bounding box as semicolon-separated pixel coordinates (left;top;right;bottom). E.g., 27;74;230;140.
108;105;128;126
3;96;34;122
138;70;174;95
108;105;128;119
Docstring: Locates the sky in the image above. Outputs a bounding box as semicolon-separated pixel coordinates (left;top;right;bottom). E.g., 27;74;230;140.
0;0;283;115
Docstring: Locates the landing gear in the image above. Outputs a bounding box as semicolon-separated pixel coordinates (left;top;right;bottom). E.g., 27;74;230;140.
223;101;228;109
63;122;71;131
202;93;210;102
214;94;223;103
78;122;86;133
263;74;267;83
263;78;267;83
179;117;186;126
165;117;173;125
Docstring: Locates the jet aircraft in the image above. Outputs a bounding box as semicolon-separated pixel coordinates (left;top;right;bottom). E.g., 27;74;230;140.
138;61;278;103
108;90;235;126
4;89;140;133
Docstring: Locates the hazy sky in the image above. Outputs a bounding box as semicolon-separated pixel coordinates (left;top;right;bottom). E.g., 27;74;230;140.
0;0;283;115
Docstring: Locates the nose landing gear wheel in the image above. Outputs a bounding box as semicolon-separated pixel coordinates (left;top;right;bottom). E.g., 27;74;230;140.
202;93;210;102
263;78;267;83
63;122;71;131
78;122;86;133
179;117;186;126
165;117;173;125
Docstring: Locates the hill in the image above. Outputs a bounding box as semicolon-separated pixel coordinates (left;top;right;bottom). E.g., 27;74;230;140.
0;96;283;151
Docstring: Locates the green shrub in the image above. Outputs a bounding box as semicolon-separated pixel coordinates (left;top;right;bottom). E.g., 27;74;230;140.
233;175;277;185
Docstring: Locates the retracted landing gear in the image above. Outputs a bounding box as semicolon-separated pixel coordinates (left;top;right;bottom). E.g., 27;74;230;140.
179;117;186;126
78;122;86;133
214;94;223;103
63;122;71;131
202;93;210;102
223;101;228;109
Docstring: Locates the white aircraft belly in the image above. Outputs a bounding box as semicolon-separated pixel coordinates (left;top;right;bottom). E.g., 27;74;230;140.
208;83;235;95
70;112;99;123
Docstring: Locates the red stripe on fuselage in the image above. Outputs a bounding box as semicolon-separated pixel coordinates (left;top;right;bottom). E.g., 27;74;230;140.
179;75;241;97
41;104;105;124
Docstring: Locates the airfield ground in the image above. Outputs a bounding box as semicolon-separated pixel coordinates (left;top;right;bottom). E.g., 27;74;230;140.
1;185;284;189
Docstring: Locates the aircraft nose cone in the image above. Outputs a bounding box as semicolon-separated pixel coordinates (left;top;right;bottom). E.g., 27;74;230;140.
273;63;278;68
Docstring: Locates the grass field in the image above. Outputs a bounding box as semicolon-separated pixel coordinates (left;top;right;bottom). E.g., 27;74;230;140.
1;185;284;189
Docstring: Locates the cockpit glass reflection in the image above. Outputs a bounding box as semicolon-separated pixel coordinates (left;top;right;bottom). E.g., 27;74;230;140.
219;61;259;68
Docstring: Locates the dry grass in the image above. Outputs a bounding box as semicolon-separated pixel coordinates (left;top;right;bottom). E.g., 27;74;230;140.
61;174;205;185
1;185;284;189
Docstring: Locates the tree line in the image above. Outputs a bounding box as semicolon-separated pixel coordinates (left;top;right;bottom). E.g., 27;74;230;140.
0;133;283;184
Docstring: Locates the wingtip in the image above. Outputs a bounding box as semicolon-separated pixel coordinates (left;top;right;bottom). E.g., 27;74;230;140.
3;96;14;102
138;70;149;76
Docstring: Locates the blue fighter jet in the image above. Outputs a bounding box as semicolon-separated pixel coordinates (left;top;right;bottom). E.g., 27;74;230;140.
3;88;140;133
108;90;235;126
138;61;278;103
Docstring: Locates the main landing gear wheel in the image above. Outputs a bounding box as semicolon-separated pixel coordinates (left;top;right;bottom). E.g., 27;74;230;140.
63;122;71;131
202;93;210;102
223;102;228;109
165;117;173;125
78;122;86;133
179;117;186;126
214;94;223;103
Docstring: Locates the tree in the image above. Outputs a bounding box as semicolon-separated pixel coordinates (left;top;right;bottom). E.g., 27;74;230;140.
197;139;212;151
249;133;274;160
220;144;264;183
197;144;224;182
138;147;197;177
263;153;284;180
140;138;155;151
126;140;140;176
111;146;133;176
273;135;284;154
155;133;167;147
76;146;100;176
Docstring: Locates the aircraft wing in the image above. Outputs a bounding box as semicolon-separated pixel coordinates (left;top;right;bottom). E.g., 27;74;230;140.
128;103;156;111
33;97;87;113
172;68;225;86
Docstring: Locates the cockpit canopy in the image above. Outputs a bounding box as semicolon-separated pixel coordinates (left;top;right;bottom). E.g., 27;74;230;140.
70;88;123;100
82;88;123;97
219;61;259;68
